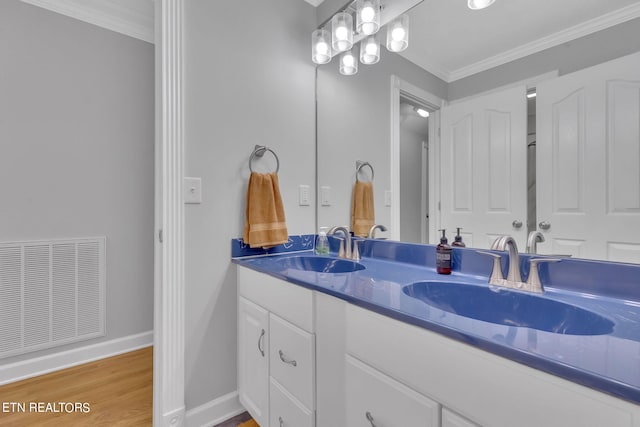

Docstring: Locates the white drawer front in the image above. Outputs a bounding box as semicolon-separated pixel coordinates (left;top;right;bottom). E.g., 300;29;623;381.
238;266;314;332
346;354;441;427
270;313;315;410
270;378;315;427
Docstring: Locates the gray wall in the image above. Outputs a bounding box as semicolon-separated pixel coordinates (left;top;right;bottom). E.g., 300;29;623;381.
184;0;316;410
317;48;447;235
449;17;640;100
0;0;154;363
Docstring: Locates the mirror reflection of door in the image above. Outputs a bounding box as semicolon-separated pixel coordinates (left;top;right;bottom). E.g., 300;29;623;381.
399;96;431;243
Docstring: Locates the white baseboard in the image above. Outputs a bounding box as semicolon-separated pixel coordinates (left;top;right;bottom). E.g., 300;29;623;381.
0;330;153;385
186;391;245;427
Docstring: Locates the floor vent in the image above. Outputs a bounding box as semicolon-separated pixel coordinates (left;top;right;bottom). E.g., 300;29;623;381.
0;237;105;359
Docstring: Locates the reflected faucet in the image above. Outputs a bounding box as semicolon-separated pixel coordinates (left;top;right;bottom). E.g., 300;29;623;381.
328;226;351;259
491;236;522;283
368;224;388;239
526;231;545;254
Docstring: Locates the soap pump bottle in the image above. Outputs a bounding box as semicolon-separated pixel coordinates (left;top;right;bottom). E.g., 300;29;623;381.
315;227;330;255
436;229;452;275
452;227;466;247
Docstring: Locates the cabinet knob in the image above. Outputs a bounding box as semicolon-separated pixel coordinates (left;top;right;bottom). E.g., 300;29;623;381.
366;412;377;427
257;329;265;357
512;219;523;229
278;350;297;367
539;221;551;230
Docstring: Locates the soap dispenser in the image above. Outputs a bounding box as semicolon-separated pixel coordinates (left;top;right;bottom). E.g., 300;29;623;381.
452;227;466;247
436;229;452;274
315;227;330;255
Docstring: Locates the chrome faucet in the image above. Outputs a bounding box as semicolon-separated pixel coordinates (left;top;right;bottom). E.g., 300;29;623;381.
480;235;561;293
328;226;352;259
367;224;388;238
526;231;545;254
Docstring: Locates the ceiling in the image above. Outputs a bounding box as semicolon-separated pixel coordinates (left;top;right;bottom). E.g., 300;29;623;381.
400;0;640;82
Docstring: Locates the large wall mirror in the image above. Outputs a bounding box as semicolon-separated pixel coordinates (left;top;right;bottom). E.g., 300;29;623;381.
316;0;640;263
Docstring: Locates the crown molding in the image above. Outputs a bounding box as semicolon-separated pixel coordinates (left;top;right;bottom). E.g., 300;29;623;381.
20;0;154;44
447;2;640;82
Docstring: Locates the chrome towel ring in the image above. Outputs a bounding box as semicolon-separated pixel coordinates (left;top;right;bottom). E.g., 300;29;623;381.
356;160;374;182
249;145;280;173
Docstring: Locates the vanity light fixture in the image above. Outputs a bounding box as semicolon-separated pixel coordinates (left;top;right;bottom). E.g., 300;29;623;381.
312;0;411;76
356;0;381;35
360;34;380;64
340;48;359;75
332;12;354;53
468;0;496;10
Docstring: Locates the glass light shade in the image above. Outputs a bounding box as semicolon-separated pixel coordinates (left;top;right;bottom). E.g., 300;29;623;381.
356;0;380;35
312;29;332;64
332;12;353;53
386;14;409;52
339;49;358;75
360;35;380;65
468;0;496;10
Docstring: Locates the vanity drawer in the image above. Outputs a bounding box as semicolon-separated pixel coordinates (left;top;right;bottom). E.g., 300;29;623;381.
270;378;315;427
345;354;440;427
269;313;315;410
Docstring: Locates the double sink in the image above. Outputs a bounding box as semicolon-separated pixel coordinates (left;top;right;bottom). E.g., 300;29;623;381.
273;255;614;336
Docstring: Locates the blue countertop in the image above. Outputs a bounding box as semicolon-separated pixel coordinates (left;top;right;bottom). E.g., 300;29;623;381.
233;246;640;405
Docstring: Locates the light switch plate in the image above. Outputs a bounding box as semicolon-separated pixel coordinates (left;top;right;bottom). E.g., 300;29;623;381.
384;190;392;207
299;185;311;206
184;177;202;204
321;186;331;206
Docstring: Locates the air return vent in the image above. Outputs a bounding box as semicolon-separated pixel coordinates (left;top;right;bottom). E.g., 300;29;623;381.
0;238;105;359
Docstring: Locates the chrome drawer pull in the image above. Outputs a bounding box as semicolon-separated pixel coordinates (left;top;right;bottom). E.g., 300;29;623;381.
257;329;265;357
279;416;284;427
278;350;297;367
366;411;377;427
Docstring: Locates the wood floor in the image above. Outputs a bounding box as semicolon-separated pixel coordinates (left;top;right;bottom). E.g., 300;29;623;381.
0;346;153;427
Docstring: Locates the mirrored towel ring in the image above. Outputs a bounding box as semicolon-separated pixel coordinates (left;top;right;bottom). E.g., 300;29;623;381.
356;160;374;182
249;144;280;173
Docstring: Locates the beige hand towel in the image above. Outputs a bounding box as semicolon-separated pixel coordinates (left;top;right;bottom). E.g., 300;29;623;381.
243;172;289;248
351;180;375;237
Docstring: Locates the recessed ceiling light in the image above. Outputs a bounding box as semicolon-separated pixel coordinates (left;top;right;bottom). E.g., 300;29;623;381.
468;0;496;10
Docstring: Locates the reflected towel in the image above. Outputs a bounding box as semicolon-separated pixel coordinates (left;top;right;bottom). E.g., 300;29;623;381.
351;180;375;237
238;419;259;427
243;172;289;248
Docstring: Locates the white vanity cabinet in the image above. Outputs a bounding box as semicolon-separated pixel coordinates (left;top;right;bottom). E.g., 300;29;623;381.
441;408;481;427
237;266;316;427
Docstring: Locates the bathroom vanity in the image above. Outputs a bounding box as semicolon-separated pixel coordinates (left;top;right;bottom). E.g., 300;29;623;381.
234;239;640;427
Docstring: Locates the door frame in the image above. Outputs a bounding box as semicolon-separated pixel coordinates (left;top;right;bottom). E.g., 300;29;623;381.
390;76;444;242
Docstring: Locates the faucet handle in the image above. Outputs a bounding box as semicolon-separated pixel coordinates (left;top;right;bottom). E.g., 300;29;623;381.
477;251;505;286
525;258;561;293
335;237;346;259
352;240;361;262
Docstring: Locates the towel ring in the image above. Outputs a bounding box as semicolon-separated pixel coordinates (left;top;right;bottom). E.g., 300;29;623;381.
249;145;280;173
356;161;374;182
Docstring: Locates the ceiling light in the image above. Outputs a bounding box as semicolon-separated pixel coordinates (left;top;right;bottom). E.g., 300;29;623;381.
415;108;429;118
468;0;496;10
527;91;537;98
356;0;380;35
332;12;353;53
386;14;409;52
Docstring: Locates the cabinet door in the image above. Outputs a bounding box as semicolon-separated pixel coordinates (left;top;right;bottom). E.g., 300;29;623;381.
442;408;481;427
238;297;269;427
345;354;440;427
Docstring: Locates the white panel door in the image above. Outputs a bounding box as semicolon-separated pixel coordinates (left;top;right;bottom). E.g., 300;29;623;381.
440;85;528;249
536;52;640;262
238;297;269;427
